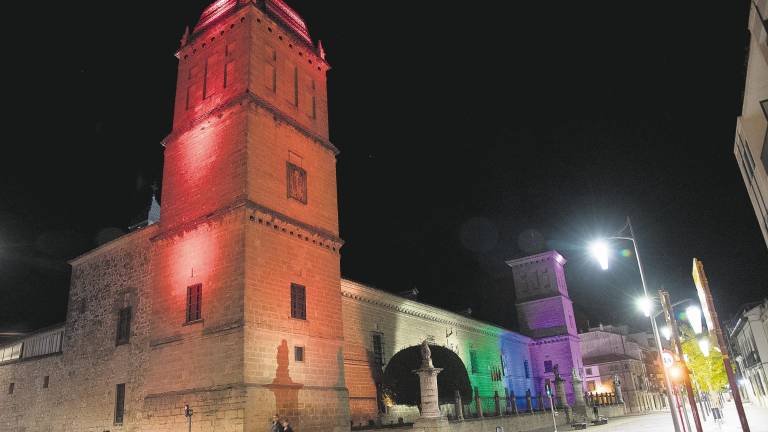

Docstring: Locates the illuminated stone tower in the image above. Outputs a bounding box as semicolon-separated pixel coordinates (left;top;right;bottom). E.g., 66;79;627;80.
507;251;583;403
149;1;348;431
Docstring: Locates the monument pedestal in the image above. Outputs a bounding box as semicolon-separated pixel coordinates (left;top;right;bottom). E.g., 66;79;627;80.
412;341;450;432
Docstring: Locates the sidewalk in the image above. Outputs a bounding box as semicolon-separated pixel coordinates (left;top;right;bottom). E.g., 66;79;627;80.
699;401;768;432
561;401;768;431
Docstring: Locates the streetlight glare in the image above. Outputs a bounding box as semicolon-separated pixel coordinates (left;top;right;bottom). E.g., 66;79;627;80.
637;296;653;317
589;240;610;270
661;326;672;341
686;305;703;335
698;338;710;357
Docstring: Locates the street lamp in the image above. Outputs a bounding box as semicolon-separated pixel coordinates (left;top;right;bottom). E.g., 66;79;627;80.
698;338;710;358
589;241;610;270
686;306;703;335
589;217;681;432
637;296;653;318
661;326;672;341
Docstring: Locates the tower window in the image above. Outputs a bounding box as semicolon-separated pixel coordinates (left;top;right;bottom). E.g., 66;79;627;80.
186;284;202;323
372;333;384;366
8;383;14;394
469;350;479;374
116;306;132;345
544;360;553;373
290;283;306;320
524;360;530;379
114;383;125;425
294;346;305;362
287;162;307;204
500;355;506;376
43;375;49;389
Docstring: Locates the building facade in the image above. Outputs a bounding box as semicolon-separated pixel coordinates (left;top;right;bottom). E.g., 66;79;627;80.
580;325;664;413
735;0;768;249
0;1;586;432
730;300;768;407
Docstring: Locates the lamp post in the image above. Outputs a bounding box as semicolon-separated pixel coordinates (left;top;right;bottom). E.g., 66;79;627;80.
659;291;703;432
589;217;681;432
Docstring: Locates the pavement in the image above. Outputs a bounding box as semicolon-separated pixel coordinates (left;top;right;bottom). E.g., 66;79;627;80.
560;401;768;432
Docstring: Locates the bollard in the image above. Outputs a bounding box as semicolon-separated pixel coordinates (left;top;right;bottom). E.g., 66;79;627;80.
475;387;484;418
455;390;464;421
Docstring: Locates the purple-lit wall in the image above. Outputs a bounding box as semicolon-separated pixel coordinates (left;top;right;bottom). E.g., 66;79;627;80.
507;251;584;404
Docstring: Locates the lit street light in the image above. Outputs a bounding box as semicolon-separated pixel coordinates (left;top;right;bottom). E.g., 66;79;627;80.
588;217;681;432
686;306;703;335
589;240;610;270
661;326;672;341
637;296;653;318
698;338;710;358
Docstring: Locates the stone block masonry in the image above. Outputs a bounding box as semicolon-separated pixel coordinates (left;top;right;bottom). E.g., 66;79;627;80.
0;2;592;432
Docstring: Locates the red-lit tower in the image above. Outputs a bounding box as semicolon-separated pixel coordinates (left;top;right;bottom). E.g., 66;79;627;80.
147;1;348;431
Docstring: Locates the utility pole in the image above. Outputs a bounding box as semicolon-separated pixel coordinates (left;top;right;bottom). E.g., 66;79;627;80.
184;403;194;432
660;290;703;432
546;382;557;432
692;259;750;432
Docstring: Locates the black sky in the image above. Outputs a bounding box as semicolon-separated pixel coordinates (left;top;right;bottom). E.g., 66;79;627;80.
1;1;766;335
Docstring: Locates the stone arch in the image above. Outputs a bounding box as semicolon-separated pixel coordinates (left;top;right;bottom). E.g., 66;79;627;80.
382;344;472;406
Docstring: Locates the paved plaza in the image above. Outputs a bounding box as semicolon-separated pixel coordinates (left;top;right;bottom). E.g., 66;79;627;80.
565;402;768;432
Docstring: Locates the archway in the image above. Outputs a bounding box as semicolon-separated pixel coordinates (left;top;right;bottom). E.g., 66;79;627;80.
381;344;472;406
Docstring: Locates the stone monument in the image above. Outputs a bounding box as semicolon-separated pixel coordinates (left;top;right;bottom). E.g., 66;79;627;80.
613;374;624;404
412;341;449;431
570;368;589;422
553;365;572;422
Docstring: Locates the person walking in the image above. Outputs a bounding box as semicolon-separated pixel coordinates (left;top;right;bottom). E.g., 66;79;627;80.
710;392;723;427
281;418;294;432
271;414;284;432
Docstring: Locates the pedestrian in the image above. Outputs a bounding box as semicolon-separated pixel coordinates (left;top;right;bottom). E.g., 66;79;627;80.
271;414;284;432
593;404;599;418
281;418;294;432
710;392;723;425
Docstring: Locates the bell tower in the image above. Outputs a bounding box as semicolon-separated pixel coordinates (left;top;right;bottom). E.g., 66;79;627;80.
148;1;348;431
507;251;583;404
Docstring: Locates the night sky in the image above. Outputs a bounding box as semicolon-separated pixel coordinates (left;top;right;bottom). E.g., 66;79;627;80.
2;1;766;337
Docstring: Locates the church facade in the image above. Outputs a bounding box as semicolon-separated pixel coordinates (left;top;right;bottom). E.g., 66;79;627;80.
0;1;583;431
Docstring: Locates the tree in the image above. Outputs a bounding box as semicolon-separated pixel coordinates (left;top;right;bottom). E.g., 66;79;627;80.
679;324;729;392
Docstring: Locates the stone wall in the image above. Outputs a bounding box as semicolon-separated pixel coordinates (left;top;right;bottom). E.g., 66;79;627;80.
0;224;156;432
341;279;536;428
